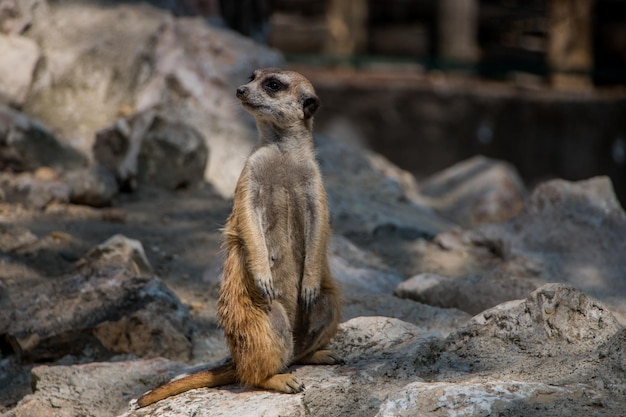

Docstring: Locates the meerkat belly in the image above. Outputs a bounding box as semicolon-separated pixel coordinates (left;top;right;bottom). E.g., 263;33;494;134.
260;171;307;311
259;180;308;303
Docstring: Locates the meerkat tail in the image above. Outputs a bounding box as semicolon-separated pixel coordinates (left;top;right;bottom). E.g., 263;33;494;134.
137;362;237;408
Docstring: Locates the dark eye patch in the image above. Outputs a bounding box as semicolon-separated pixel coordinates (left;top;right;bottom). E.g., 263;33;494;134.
248;72;256;82
263;77;287;93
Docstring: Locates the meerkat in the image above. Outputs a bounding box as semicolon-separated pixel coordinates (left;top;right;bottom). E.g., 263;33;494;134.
136;68;341;407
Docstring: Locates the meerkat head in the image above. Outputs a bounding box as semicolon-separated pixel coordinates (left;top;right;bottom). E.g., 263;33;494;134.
236;68;320;127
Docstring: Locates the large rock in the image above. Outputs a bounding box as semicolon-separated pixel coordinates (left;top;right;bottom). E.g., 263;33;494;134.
3;234;192;362
419;155;526;228
330;235;404;295
94;111;208;191
401;284;626;417
4;358;187;417
0;171;70;209
63;166;118;207
118;317;438;417
116;288;624;417
0;106;87;172
20;2;283;196
0;0;47;35
394;272;537;316
132;15;283;196
376;381;604;417
482;177;626;300
317;136;452;242
442;284;622;361
0;34;41;106
396;177;626;317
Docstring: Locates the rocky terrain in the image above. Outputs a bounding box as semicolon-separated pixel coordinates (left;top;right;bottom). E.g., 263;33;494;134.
1;1;625;417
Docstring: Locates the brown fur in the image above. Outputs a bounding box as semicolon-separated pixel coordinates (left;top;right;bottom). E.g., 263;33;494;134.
136;68;341;408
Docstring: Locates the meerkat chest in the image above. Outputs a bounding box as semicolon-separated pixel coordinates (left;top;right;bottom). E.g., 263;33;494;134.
248;149;318;235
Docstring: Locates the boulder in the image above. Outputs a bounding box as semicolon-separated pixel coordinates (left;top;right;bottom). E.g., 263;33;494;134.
0;34;41;106
19;1;283;195
132;15;283;196
394;272;537;316
419;155;526;228
443;284;622;361
0;171;70;209
117;317;439;417
404;284;626;416
94;111;208;191
0;106;87;172
316;136;452;242
341;293;470;337
376;381;604;417
0;0;47;35
3;234;193;362
479;176;626;318
63;165;118;207
8;286;623;417
3;358;187;417
395;177;626;317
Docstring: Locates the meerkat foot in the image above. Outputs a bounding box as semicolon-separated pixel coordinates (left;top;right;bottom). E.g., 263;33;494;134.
256;373;305;393
297;349;344;365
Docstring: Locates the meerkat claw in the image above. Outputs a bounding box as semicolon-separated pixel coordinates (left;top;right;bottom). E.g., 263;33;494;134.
301;287;319;311
256;276;275;302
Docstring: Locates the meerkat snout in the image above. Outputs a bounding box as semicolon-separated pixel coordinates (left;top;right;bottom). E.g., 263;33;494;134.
236;86;248;99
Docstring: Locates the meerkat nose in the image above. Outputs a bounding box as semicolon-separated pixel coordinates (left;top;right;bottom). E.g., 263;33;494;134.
236;86;248;98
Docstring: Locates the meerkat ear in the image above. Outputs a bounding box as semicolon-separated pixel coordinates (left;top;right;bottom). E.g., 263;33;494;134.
302;95;320;119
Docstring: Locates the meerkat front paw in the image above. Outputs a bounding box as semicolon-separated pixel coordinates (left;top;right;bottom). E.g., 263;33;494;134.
300;282;320;311
256;275;276;302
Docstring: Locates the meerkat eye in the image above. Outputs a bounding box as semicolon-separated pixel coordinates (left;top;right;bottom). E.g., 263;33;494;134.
263;78;285;93
248;73;255;82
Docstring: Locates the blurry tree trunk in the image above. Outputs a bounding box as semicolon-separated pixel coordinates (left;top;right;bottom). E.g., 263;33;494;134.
438;0;479;71
324;0;368;58
547;0;594;89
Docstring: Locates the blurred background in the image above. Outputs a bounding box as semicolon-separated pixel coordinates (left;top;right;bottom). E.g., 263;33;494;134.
3;0;626;203
142;0;626;202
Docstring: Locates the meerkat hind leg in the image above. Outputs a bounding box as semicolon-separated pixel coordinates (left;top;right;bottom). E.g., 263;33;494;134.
296;349;343;365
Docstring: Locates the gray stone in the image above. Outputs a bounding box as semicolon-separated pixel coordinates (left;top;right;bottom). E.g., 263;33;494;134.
419;155;526;228
316;136;452;241
395;177;626;317
484;177;626;288
410;284;626;417
3;358;186;417
444;284;622;360
376;381;603;417
4;234;192;362
0;106;87;172
118;317;438;417
20;2;283;195
94;111;208;191
0;0;47;35
0;172;70;209
0;34;40;106
341;293;470;337
63;165;118;207
394;272;537;316
479;176;626;317
0;223;38;252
